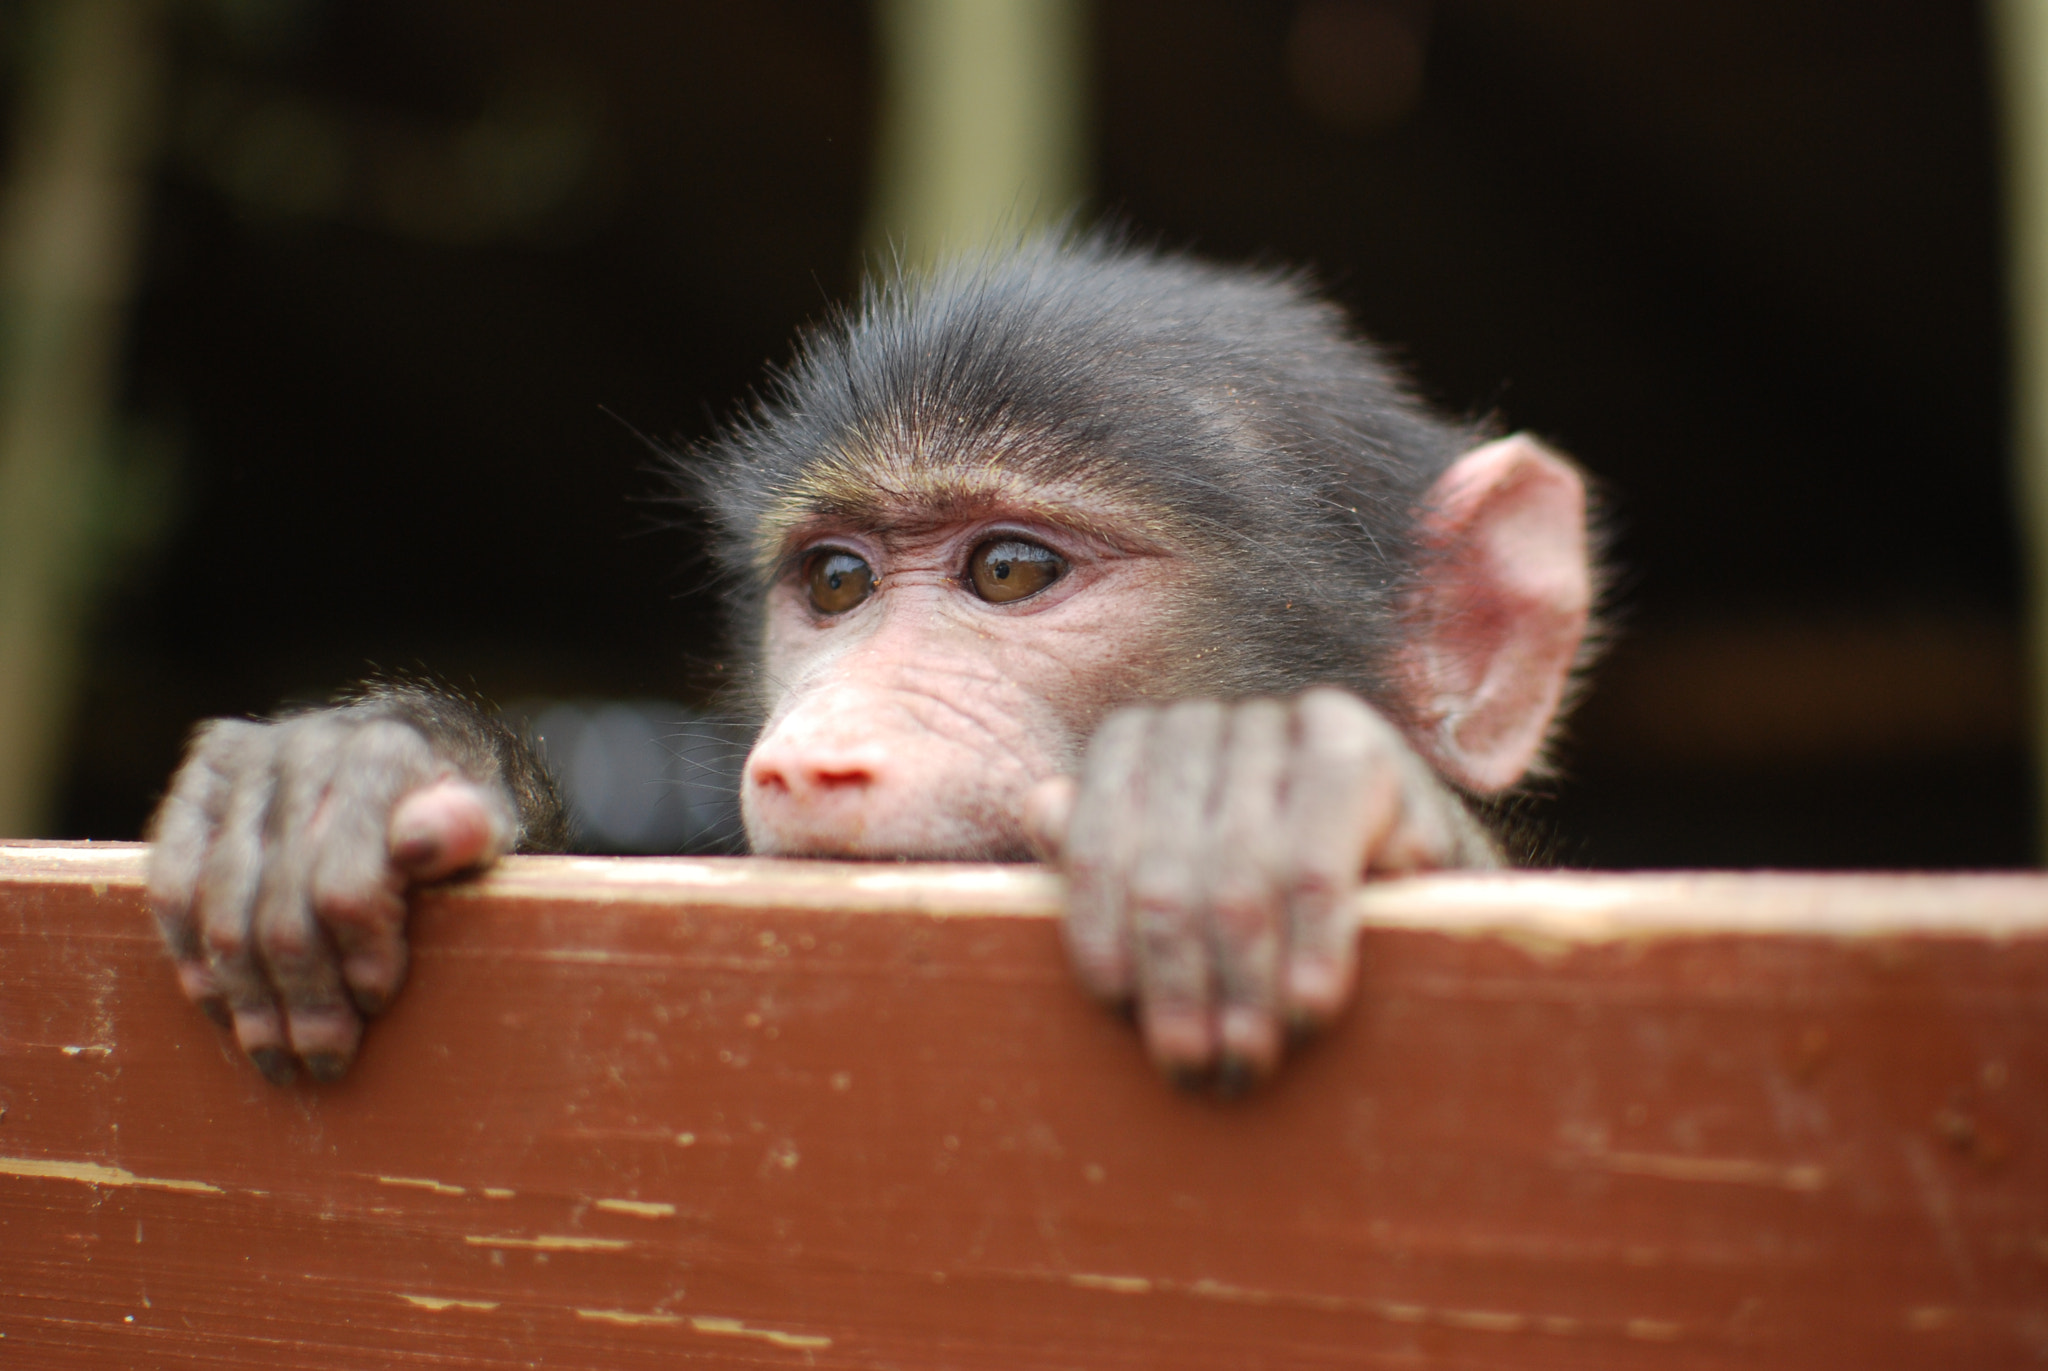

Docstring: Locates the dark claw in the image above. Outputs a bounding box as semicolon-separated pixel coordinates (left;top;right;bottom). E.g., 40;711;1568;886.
249;1047;296;1086
349;985;390;1017
390;830;443;870
1286;1010;1322;1046
1165;1062;1209;1094
1214;1056;1257;1099
304;1052;351;1083
199;999;233;1029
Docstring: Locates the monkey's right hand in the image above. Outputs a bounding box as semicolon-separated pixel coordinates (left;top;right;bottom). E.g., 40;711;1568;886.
145;707;522;1084
1026;688;1498;1093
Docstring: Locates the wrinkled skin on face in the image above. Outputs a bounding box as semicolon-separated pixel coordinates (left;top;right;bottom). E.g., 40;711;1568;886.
743;514;1196;861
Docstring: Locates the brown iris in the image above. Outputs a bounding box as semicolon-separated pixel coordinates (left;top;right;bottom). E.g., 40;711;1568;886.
805;550;875;614
969;538;1065;603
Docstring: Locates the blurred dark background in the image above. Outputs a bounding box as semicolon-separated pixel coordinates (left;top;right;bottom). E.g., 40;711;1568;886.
0;0;2032;867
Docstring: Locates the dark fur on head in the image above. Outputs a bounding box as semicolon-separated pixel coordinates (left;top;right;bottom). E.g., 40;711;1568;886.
679;232;1487;722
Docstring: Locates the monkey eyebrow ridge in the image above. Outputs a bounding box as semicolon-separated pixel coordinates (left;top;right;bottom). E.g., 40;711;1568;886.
750;447;1172;576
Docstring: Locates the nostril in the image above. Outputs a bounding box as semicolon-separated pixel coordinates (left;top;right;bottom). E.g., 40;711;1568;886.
747;758;793;795
747;752;880;797
808;765;875;792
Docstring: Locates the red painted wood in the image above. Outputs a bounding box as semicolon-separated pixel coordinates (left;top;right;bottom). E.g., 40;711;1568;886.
2;842;2046;1368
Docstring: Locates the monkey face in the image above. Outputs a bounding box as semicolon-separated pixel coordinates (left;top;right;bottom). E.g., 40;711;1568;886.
743;512;1199;860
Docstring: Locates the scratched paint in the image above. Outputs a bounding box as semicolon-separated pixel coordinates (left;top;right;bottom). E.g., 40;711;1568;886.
0;1155;221;1195
375;1174;466;1196
593;1198;675;1218
463;1234;631;1252
399;1294;499;1313
1578;1148;1828;1191
689;1315;833;1350
576;1308;680;1327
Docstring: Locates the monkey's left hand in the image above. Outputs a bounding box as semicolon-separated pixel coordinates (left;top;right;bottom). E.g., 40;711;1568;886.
1027;687;1498;1091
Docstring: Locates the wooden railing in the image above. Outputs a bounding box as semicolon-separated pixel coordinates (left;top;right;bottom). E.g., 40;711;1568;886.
2;840;2045;1368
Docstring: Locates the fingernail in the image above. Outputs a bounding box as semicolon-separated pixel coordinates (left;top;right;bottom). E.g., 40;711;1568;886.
349;986;390;1017
249;1047;296;1086
1215;1056;1257;1099
392;831;442;868
200;999;232;1029
1288;960;1341;1007
304;1052;350;1083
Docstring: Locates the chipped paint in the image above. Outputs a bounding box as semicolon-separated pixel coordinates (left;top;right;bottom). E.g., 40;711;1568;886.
480;1188;515;1199
1185;1279;1271;1305
690;1315;833;1350
1442;1310;1527;1334
400;1295;499;1313
1069;1274;1152;1295
1625;1319;1684;1341
0;1155;220;1194
1579;1149;1827;1191
464;1234;630;1252
376;1175;466;1196
576;1308;681;1327
595;1198;675;1219
59;1045;108;1058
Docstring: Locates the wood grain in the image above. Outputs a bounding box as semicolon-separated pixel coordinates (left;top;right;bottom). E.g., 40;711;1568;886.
2;841;2045;1368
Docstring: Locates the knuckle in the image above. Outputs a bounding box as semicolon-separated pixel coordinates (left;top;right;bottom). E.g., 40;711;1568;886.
1162;697;1225;728
1128;865;1198;923
1285;849;1350;903
1210;886;1279;942
350;717;435;767
187;717;267;769
256;924;317;973
1297;689;1396;758
201;925;250;963
309;880;399;932
1088;707;1156;765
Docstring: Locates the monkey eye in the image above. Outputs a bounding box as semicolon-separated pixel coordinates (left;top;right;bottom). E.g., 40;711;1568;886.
804;550;875;614
968;538;1066;604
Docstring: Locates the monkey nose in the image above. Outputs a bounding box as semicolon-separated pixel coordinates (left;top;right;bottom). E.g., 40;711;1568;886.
744;732;889;804
742;738;894;855
748;754;880;795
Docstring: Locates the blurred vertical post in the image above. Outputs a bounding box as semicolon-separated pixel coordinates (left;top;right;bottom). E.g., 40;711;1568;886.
1993;0;2048;861
864;0;1091;269
0;0;162;835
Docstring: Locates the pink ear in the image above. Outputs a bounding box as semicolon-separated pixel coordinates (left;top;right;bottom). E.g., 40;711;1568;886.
1400;434;1591;794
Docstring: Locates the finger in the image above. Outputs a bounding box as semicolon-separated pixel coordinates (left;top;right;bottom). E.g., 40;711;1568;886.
1375;761;1504;872
1130;700;1227;1078
389;775;517;880
1207;699;1290;1086
1060;709;1152;1002
1021;775;1079;862
146;719;261;1023
1280;689;1398;1024
256;716;364;1081
193;752;293;1083
308;720;445;1019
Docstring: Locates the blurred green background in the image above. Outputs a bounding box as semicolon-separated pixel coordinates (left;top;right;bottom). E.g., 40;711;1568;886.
0;0;2035;867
